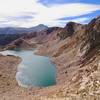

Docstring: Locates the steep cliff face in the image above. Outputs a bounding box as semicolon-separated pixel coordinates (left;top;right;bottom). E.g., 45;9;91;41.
80;16;100;58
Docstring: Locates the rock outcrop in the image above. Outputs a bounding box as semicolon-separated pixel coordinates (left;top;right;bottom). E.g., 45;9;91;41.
57;22;83;39
80;16;100;58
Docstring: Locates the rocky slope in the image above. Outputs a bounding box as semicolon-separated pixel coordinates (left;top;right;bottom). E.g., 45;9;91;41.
4;27;63;50
35;16;100;99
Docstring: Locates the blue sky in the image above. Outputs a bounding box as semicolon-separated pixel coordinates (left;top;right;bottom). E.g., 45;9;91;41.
0;0;100;27
39;0;100;5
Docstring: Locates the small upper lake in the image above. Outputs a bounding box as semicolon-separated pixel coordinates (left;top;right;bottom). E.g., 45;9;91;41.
0;49;56;87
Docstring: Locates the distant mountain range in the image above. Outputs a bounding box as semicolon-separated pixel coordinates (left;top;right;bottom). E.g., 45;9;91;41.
0;24;48;46
0;24;48;34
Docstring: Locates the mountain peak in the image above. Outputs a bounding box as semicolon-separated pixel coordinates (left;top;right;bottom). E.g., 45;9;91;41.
38;24;47;27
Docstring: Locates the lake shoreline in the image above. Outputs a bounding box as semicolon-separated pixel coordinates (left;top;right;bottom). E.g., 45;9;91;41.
0;48;59;99
0;53;49;99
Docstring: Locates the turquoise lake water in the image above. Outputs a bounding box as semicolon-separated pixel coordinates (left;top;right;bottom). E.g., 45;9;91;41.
0;49;56;87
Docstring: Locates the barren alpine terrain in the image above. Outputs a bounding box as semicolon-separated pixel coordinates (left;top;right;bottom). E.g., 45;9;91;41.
0;16;100;100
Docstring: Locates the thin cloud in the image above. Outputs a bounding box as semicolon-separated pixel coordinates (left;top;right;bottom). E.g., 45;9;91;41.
0;0;100;27
64;17;89;24
6;15;34;21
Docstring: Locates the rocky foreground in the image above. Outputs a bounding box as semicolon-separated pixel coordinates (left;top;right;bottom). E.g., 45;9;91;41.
0;16;100;100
